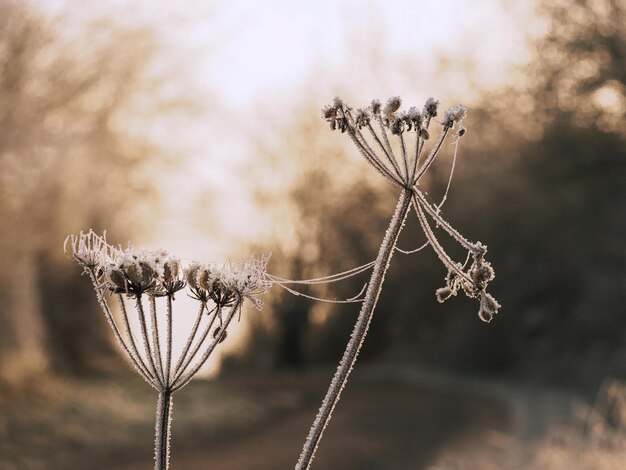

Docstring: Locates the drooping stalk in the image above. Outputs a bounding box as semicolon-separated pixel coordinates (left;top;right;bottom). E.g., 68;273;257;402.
154;389;173;470
296;189;413;470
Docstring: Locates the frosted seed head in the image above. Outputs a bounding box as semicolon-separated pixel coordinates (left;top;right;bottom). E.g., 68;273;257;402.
124;259;143;287
471;260;495;285
65;230;118;272
390;117;404;135
406;106;422;130
423;97;440;118
184;262;202;290
104;248;174;295
443;104;468;128
482;292;501;315
139;261;156;286
322;99;351;133
162;257;180;284
186;255;271;310
196;265;215;292
371;99;381;114
322;105;336;120
106;266;127;291
213;326;228;343
436;286;454;303
478;306;493;323
355;108;371;129
472;241;487;258
383;96;402;115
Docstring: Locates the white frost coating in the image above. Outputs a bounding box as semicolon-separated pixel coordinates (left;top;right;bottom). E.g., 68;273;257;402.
267;260;375;285
395;240;429;255
275;282;366;304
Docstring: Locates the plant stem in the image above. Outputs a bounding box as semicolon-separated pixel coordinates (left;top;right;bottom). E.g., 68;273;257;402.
154;389;173;470
296;189;413;470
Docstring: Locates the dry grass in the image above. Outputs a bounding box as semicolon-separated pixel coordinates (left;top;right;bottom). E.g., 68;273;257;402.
531;380;626;470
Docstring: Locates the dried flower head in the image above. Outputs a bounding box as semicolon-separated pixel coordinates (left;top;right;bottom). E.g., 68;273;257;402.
102;248;184;296
320;96;499;322
64;230;119;273
383;96;402;115
423;97;440;118
187;255;272;310
66;230;275;469
442;104;468;128
371;99;381;115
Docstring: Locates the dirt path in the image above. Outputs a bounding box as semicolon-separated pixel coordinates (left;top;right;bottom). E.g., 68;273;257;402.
114;369;511;470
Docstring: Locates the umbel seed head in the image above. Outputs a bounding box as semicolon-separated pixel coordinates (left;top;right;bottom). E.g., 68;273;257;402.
319;96;499;324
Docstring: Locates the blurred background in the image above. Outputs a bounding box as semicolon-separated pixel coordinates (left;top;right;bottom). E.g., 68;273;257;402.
1;0;625;468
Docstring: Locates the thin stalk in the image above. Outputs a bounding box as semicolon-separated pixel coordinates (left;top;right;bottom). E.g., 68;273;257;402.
171;305;220;386
342;109;401;185
87;271;156;388
346;129;403;187
412;127;450;185
164;295;173;385
172;302;240;392
296;189;413;470
414;190;476;251
171;302;205;379
136;295;163;389
154;389;173;470
367;122;403;178
375;114;398;168
399;132;410;183
412;195;472;283
149;295;165;383
117;294;156;384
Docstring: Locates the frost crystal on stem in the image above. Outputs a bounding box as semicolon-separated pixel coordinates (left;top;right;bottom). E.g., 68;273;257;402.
296;97;500;470
65;231;271;470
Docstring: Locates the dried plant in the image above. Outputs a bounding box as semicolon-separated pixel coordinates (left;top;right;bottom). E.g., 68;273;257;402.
533;380;626;470
294;97;500;469
64;230;271;470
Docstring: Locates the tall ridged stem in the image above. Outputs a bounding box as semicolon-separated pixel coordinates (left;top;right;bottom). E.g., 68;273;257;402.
154;389;173;470
296;189;413;470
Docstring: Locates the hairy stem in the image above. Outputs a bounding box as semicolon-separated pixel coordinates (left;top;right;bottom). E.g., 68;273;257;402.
171;302;205;380
171;305;220;387
172;301;240;392
164;295;173;386
136;295;163;389
296;189;412;470
87;271;156;388
154;389;173;470
117;294;156;384
149;295;165;383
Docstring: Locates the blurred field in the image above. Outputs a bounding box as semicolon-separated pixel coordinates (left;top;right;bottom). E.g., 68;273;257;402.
9;361;623;470
2;365;513;469
3;365;625;469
